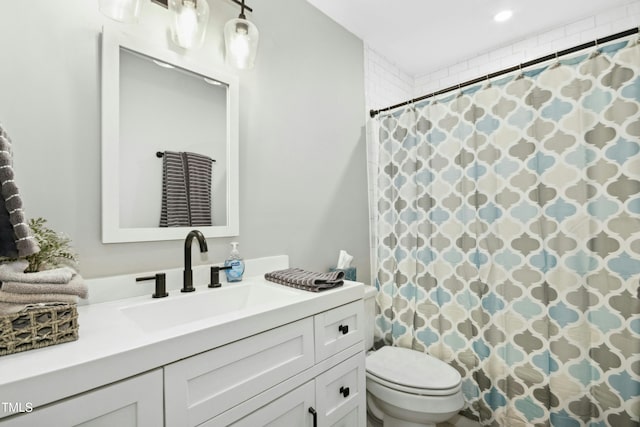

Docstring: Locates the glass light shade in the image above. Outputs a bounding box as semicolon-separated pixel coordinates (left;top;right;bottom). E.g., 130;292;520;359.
99;0;142;23
224;17;259;70
168;0;210;49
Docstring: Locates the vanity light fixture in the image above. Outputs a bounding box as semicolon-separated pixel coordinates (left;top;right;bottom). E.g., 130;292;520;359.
168;0;210;49
99;0;257;61
98;0;143;23
224;0;259;70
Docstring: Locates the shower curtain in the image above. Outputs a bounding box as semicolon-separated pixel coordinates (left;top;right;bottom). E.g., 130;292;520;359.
374;37;640;426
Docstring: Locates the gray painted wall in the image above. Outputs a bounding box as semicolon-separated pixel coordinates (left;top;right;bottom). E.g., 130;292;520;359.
0;0;370;285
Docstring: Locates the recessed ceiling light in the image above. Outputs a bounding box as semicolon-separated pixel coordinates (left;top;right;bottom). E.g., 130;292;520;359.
494;10;513;22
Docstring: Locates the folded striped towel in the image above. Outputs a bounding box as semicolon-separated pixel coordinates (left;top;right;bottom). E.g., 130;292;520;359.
0;124;40;258
264;268;344;292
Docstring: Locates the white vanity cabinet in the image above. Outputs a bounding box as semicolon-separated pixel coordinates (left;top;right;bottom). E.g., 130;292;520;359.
0;277;366;427
2;370;163;427
168;300;366;427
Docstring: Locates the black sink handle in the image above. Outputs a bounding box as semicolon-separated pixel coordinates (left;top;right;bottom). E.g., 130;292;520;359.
136;273;168;298
209;265;233;288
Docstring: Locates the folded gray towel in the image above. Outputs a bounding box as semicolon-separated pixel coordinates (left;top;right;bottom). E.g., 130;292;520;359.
0;260;75;284
0;290;77;305
264;268;344;292
1;274;88;299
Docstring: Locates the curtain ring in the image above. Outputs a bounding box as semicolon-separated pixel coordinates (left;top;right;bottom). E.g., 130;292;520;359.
483;74;492;89
515;63;524;79
589;35;602;58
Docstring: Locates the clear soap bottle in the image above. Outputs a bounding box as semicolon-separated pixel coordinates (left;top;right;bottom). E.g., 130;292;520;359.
224;242;245;282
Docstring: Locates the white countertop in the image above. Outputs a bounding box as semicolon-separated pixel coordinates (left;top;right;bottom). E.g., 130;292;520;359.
0;273;364;419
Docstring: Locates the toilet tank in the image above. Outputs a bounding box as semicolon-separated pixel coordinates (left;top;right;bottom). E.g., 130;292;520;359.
363;285;377;351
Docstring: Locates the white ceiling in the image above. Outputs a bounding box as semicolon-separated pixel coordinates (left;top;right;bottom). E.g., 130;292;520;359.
306;0;632;77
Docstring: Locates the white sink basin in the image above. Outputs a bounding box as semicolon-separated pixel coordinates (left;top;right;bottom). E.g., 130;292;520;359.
120;281;307;332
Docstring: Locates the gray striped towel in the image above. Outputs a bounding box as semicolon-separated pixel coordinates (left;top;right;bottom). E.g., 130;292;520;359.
0;124;40;258
159;151;213;227
264;268;344;292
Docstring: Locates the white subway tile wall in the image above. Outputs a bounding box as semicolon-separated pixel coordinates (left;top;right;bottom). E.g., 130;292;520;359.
411;1;640;99
364;0;640;284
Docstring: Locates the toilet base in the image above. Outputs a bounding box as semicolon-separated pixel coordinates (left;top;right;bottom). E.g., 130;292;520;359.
384;415;436;427
368;408;436;427
367;408;383;427
367;389;461;427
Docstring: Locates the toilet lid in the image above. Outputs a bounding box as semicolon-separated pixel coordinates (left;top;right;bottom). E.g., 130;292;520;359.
366;346;461;390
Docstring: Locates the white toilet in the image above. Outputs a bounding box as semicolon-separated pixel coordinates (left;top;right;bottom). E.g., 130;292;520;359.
363;287;465;427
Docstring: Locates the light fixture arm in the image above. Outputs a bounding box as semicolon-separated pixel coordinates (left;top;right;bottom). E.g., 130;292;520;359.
229;0;252;14
151;0;253;11
151;0;253;14
239;0;245;19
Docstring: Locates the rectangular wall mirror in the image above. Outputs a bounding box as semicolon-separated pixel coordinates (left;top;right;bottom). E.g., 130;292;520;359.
101;29;239;243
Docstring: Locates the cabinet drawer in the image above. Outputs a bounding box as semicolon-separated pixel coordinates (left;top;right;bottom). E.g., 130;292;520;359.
224;381;315;427
164;317;315;427
314;300;364;362
315;353;366;426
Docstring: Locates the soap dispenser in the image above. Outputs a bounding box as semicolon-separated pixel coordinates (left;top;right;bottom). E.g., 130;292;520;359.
224;242;245;282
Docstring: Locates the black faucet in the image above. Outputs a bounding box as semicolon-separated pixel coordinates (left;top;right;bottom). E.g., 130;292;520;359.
183;230;208;292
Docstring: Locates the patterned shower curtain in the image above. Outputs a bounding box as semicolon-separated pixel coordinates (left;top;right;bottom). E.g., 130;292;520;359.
374;37;640;426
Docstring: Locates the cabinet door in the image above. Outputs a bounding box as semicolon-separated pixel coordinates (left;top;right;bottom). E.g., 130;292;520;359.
205;381;316;427
314;301;364;362
0;370;163;427
315;353;366;427
165;317;314;427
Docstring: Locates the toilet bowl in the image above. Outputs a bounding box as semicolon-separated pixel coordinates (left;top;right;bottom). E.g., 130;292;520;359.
363;287;464;427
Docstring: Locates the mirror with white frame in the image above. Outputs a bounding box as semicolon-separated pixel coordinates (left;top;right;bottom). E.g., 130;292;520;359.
101;29;239;243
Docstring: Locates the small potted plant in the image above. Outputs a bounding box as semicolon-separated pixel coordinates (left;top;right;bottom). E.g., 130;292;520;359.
20;217;77;272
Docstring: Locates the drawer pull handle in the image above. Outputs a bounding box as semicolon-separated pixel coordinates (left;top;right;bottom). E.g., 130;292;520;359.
308;407;317;427
338;324;349;335
340;386;350;398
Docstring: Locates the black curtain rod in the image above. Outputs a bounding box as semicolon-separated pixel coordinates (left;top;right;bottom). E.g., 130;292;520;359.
369;27;639;118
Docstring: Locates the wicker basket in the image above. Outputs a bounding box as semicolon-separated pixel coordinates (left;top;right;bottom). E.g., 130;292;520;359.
0;304;79;356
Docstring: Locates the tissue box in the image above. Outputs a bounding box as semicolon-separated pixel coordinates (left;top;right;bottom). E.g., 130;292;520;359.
330;267;357;281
